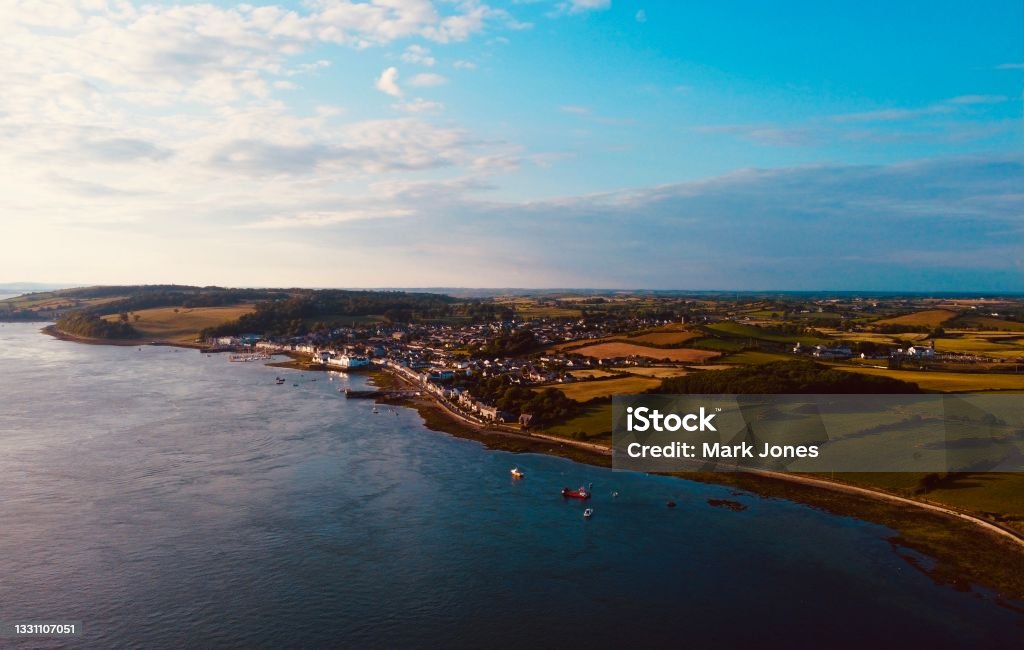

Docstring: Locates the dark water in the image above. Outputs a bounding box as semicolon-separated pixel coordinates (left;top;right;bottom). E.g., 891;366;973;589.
0;323;1020;648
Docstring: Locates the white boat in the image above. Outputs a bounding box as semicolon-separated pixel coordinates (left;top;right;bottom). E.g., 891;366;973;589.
583;508;593;519
510;468;524;479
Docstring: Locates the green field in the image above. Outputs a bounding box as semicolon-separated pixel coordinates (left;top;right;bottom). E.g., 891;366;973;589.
719;351;796;365
705;321;833;345
835;366;1024;392
949;315;1024;332
544;403;614;441
933;337;1024;357
875;309;959;328
541;375;661;401
102;305;255;343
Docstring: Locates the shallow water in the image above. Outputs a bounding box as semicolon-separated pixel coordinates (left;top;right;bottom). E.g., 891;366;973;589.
0;323;1020;648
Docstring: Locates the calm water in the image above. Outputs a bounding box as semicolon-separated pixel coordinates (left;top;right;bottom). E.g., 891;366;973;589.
0;323;1020;648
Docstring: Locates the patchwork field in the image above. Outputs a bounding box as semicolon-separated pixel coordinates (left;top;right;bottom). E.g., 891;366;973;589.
570;342;719;363
543;376;661;401
875;309;958;328
102;305;255;343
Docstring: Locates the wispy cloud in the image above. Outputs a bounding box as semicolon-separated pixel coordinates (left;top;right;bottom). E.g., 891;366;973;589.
401;45;435;67
375;66;402;97
408;72;448;87
555;0;612;16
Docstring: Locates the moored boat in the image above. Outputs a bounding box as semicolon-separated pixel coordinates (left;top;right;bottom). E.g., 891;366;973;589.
583;508;593;519
561;486;591;499
510;468;524;479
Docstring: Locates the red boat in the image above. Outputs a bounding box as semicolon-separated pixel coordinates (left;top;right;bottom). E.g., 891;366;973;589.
561;486;591;500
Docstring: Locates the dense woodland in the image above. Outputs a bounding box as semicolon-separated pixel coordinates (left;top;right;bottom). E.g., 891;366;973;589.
55;312;140;339
469;329;539;358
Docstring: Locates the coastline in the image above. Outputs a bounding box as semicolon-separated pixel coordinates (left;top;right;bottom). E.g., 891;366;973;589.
370;366;1024;603
41;324;206;349
24;329;1024;602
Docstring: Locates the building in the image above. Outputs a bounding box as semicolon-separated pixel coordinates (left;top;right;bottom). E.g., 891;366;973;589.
327;354;370;369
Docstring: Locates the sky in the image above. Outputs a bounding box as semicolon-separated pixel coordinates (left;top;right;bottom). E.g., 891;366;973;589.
2;0;1022;290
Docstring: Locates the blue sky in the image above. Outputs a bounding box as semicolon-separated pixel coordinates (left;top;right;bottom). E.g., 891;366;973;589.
1;0;1021;289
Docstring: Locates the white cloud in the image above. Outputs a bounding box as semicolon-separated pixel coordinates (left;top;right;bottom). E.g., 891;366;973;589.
393;98;445;113
995;63;1024;70
246;208;414;229
453;59;478;70
401;44;435;66
408;72;448;87
375;66;402;96
635;9;646;23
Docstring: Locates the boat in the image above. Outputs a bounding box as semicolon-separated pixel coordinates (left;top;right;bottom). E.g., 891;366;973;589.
510;468;524;479
561;486;591;500
583;508;593;519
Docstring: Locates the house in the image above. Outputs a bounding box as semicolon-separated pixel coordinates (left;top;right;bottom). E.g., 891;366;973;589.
906;341;936;358
811;345;853;360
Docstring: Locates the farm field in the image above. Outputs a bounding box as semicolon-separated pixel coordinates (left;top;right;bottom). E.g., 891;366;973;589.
102;305;255;343
704;321;832;345
543;376;661;401
874;309;958;328
627;330;702;346
932;338;1024;357
620;366;689;378
544;403;614;441
949;316;1024;332
834;366;1024;392
570;342;719;363
719;351;795;365
566;369;617;379
546;336;618;352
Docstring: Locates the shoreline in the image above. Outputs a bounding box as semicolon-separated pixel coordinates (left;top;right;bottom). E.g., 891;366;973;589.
41;324;206;349
27;328;1024;602
370;366;1024;603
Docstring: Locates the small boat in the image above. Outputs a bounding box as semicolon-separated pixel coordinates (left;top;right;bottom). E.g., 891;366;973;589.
612;491;620;498
372;407;379;414
561;486;591;500
666;501;677;508
510;468;524;479
583;508;593;519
